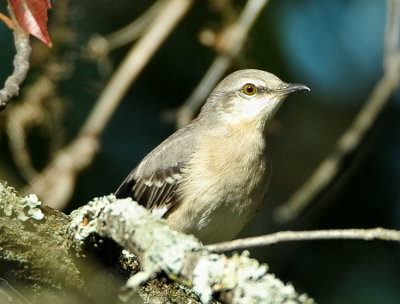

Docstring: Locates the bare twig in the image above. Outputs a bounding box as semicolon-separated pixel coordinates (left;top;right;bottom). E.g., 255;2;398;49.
6;75;55;180
0;11;14;29
207;228;400;252
383;0;400;71
80;0;193;138
274;0;400;223
0;5;31;111
84;0;167;73
87;0;167;58
175;0;271;128
22;135;100;209
5;0;79;182
23;0;194;209
106;1;166;51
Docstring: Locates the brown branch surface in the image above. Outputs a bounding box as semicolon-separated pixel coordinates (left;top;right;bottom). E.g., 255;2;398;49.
0;182;200;303
0;183;314;303
0;183;85;302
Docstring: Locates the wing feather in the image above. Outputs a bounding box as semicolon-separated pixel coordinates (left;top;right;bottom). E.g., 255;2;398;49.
115;164;183;217
115;118;203;217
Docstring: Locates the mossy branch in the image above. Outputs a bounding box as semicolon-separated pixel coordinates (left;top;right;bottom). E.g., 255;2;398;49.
0;183;313;304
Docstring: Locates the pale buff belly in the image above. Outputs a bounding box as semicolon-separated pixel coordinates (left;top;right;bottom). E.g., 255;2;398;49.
166;131;271;244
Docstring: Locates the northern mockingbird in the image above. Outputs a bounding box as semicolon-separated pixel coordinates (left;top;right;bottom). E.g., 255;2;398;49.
115;69;309;244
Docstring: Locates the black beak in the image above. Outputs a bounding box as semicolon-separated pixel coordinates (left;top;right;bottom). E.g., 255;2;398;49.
274;83;310;97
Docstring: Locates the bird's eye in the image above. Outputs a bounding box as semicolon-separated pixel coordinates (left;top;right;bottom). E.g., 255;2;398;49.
243;83;257;96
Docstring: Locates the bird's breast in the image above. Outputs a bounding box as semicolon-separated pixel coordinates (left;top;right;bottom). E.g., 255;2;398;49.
166;126;271;244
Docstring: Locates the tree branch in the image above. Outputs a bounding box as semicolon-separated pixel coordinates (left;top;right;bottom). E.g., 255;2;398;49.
23;0;194;209
174;0;271;128
68;196;314;304
0;4;31;111
85;0;167;58
0;183;86;301
274;0;400;222
80;0;193;138
207;228;400;252
0;182;314;303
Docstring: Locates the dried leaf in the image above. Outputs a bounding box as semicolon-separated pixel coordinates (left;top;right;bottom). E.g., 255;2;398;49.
9;0;52;47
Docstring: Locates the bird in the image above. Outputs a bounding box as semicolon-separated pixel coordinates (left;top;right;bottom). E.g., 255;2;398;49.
115;69;309;244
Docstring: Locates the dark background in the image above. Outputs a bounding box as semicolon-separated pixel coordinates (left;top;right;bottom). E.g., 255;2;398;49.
1;0;399;303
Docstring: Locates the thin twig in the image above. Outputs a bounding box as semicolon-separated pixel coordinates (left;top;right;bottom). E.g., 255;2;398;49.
175;0;271;128
106;0;167;52
80;0;193;137
274;0;400;223
0;4;31;111
6;75;55;180
0;11;14;30
5;0;81;182
85;0;167;59
207;228;400;252
24;0;194;209
383;0;400;71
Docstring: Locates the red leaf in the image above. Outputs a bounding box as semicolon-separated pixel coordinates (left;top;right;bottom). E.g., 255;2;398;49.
9;0;52;47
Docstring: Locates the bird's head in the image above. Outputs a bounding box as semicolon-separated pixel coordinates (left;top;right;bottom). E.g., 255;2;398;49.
201;69;309;131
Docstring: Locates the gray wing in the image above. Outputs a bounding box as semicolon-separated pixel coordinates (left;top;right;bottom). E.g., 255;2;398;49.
115;124;199;217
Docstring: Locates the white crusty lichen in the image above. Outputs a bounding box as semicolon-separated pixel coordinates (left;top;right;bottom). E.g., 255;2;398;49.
69;195;200;275
68;195;314;304
20;194;44;221
191;251;225;302
68;195;112;242
0;183;44;221
0;183;16;217
191;250;313;304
